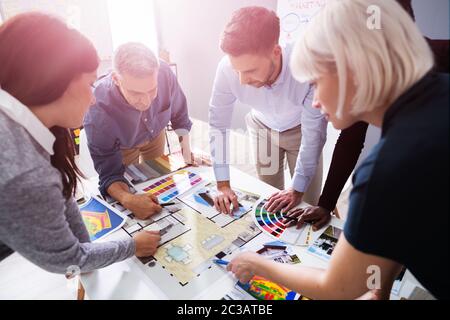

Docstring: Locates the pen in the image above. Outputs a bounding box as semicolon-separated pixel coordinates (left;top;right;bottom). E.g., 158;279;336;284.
213;259;230;266
159;223;174;235
160;202;176;207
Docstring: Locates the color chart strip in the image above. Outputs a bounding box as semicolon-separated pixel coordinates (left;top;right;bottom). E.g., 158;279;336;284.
143;170;203;203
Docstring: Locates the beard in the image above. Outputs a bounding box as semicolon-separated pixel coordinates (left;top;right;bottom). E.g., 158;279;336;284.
248;60;277;88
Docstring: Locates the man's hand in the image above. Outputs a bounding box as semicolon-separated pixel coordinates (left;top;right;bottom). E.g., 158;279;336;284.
265;188;304;214
133;230;161;257
123;193;162;220
214;181;240;216
283;206;331;231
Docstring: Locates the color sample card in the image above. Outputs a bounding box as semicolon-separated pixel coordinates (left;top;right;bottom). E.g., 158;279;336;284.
237;276;300;300
79;197;126;242
145;152;187;176
142;170;203;203
180;182;261;224
125;153;188;186
223;241;308;301
253;199;312;246
307;225;342;261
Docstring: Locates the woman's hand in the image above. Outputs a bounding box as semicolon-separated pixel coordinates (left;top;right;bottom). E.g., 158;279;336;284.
227;252;264;284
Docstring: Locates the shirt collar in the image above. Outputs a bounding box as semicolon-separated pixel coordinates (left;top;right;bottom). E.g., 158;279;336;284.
0;89;55;155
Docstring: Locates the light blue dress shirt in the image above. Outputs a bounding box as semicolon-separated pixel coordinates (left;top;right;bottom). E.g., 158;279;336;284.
209;44;328;192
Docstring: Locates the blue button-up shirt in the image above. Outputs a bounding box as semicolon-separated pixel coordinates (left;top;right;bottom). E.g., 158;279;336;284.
83;61;192;196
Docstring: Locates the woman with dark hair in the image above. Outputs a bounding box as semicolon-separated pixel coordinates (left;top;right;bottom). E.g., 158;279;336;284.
0;12;160;274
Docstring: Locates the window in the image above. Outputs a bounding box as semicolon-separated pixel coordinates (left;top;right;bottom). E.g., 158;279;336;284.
107;0;159;53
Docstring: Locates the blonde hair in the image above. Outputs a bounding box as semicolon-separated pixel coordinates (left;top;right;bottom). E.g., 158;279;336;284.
290;0;434;118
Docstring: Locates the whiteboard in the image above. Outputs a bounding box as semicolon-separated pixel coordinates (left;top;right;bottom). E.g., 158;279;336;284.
0;0;114;60
277;0;327;45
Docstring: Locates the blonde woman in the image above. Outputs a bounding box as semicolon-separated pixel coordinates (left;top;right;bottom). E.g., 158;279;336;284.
227;0;449;300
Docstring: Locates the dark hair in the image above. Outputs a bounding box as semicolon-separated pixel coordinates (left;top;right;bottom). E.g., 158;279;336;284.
396;0;415;21
0;12;99;199
220;6;280;56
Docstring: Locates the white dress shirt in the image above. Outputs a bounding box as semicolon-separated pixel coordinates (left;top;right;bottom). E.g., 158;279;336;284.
0;89;55;155
209;44;328;192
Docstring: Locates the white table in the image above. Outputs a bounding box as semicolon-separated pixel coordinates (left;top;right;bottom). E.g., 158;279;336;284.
79;166;421;300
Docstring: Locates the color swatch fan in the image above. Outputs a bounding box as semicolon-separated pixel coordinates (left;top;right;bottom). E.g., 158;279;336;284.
253;199;312;246
142;170;203;203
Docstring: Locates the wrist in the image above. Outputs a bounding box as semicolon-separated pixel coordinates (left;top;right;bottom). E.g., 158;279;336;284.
217;180;231;190
121;193;134;207
291;188;304;197
320;206;332;214
253;256;269;277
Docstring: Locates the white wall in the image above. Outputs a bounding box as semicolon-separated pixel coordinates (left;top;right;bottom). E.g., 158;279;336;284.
154;0;278;129
0;0;114;60
413;0;449;39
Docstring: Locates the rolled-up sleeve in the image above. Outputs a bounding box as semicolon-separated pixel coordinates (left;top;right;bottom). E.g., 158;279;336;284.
292;85;328;192
209;58;237;182
84;110;129;197
167;68;193;136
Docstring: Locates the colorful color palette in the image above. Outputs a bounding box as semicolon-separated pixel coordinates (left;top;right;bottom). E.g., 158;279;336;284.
142;170;203;203
237;276;300;300
254;199;288;236
253;199;312;246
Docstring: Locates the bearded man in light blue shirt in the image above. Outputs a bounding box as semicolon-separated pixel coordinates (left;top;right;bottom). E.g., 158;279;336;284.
209;6;328;215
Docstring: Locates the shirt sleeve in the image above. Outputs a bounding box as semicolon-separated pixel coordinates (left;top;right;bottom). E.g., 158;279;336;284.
167;67;193;135
318;122;369;211
291;85;328;193
0;168;135;275
83;109;129;197
209;58;237;182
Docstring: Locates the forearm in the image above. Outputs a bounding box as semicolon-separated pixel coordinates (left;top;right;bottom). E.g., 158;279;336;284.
293;113;327;193
107;181;132;205
254;259;328;299
209;125;231;183
248;234;402;300
41;238;136;274
318;122;368;211
254;259;374;300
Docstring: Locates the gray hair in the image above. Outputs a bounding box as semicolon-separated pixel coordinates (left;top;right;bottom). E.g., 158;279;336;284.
113;42;160;78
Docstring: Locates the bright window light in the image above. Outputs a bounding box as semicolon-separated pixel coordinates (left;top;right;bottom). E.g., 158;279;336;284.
107;0;158;54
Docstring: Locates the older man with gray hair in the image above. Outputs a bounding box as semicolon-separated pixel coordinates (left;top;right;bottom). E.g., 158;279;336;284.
84;42;196;220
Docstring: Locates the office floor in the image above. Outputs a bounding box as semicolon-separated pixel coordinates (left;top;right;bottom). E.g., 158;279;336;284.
0;118;351;300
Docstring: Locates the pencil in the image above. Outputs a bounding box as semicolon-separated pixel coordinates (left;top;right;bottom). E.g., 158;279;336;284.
160;202;176;207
